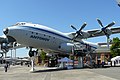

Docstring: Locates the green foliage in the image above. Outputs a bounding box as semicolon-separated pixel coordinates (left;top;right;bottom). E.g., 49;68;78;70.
39;49;46;64
69;55;74;60
110;37;120;57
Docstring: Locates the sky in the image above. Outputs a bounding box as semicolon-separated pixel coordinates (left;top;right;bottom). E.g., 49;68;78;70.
0;0;120;57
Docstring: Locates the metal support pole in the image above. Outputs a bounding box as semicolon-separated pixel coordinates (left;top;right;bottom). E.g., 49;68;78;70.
5;52;7;58
14;49;16;59
11;49;12;59
0;44;1;51
107;37;110;49
78;56;83;68
72;46;75;68
10;49;13;65
30;57;35;72
14;48;16;65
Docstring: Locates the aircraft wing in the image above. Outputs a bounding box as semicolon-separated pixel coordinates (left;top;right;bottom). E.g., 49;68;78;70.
87;26;120;38
70;26;120;40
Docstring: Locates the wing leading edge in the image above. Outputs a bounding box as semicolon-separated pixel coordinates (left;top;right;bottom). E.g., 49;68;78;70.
69;26;120;40
88;26;120;38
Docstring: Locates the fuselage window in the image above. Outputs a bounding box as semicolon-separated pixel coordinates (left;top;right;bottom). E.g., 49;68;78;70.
44;34;46;36
59;46;61;48
36;33;38;35
32;32;33;34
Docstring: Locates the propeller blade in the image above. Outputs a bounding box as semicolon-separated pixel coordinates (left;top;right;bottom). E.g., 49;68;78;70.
72;34;79;40
97;18;104;27
79;22;87;32
96;18;114;49
71;22;87;40
70;25;77;31
105;21;115;28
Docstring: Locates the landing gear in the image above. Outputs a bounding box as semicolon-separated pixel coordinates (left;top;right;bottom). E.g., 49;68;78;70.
28;48;38;72
28;48;38;57
0;53;3;58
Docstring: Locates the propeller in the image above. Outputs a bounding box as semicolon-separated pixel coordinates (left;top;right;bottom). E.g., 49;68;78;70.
71;22;87;40
1;28;17;52
1;42;9;53
0;36;17;53
0;37;9;53
96;18;115;49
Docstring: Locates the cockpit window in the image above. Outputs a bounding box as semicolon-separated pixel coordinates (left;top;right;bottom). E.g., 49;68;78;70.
12;22;26;26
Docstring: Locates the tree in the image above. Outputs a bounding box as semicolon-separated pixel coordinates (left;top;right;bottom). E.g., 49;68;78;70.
110;37;120;57
39;49;46;64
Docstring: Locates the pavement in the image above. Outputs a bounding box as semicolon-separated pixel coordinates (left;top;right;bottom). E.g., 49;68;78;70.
0;65;120;80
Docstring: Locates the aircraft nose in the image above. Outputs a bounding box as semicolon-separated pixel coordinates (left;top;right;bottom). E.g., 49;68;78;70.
3;28;16;42
3;28;9;35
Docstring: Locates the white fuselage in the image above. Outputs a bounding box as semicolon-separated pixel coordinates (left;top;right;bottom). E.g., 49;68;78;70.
5;22;97;53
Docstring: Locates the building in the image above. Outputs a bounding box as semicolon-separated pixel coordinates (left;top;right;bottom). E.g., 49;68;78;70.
93;43;112;65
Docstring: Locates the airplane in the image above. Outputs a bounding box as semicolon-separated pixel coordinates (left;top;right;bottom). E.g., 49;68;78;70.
115;0;120;7
0;19;120;57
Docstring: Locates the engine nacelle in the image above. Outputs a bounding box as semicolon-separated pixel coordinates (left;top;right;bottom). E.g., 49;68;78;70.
1;43;9;53
105;29;112;36
59;43;74;52
116;0;120;7
81;32;90;39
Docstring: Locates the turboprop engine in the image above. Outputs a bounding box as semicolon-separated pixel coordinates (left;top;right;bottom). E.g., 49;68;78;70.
59;43;74;52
